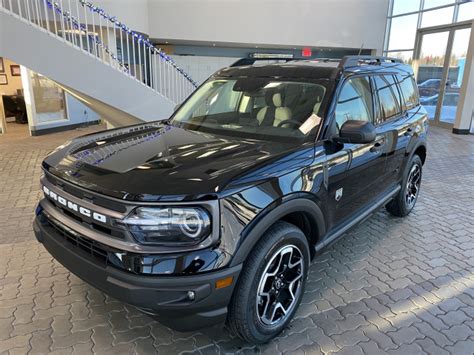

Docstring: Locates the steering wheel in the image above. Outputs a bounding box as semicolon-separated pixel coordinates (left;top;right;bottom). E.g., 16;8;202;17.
277;119;301;128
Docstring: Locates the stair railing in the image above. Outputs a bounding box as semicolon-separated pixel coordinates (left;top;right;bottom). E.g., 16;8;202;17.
0;0;198;104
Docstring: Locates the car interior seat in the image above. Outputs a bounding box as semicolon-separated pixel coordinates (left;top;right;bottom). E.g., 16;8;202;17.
256;92;292;127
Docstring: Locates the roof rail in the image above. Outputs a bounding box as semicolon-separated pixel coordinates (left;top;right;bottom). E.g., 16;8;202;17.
309;58;342;64
230;57;295;67
339;55;403;70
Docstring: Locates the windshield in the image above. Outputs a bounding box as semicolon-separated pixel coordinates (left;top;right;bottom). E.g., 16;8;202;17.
171;78;330;142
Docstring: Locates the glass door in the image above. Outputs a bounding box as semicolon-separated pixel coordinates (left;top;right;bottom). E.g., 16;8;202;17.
440;27;471;124
416;31;450;123
414;23;472;127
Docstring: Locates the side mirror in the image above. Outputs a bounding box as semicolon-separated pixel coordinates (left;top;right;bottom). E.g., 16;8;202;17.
336;120;376;144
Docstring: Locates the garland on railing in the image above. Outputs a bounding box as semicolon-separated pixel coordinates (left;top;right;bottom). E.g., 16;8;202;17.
45;0;128;73
77;0;197;87
43;0;197;87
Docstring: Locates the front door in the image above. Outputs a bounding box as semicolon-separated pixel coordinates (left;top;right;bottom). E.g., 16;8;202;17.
328;75;388;224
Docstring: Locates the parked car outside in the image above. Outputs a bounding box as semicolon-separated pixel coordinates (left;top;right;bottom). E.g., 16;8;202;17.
420;92;460;121
417;78;460;97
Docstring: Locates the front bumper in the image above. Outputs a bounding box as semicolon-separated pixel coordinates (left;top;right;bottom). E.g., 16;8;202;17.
33;215;241;331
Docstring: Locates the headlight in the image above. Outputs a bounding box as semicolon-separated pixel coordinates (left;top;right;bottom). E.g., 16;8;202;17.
120;207;211;245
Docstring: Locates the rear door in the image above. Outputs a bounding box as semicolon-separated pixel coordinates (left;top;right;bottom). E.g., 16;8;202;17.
373;74;418;187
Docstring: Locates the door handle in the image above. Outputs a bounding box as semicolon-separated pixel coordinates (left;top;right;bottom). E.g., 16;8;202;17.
370;141;384;153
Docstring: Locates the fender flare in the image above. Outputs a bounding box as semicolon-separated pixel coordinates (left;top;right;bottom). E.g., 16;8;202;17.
405;139;427;168
229;197;326;267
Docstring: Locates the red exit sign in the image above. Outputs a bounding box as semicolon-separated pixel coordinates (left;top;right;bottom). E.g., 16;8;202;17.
302;48;312;57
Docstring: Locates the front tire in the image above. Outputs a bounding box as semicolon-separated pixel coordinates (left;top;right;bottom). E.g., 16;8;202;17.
227;221;310;344
386;154;423;217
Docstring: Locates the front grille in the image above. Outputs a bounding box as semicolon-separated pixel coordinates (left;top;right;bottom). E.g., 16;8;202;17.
42;173;130;241
40;211;205;276
46;198;125;240
44;172;127;213
45;215;110;266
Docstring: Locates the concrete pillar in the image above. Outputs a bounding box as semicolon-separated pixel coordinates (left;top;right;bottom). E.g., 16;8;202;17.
453;21;474;134
0;95;6;134
20;66;35;136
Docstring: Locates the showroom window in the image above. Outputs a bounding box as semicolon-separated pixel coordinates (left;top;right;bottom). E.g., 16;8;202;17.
383;0;473;61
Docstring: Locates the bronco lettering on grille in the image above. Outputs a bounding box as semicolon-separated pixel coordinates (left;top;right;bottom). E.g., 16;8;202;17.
42;186;107;223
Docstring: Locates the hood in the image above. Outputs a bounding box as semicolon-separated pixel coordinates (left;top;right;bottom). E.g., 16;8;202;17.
43;122;315;201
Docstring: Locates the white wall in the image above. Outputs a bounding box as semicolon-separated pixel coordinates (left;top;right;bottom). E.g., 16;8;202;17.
147;0;390;53
93;0;150;35
172;55;239;84
65;94;100;126
0;58;23;96
49;0;389;54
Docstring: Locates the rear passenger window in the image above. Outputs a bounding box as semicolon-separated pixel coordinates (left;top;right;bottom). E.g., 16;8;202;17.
396;74;419;110
335;77;373;131
374;75;401;123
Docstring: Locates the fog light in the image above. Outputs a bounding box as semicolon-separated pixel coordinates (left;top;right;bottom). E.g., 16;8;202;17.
187;291;195;301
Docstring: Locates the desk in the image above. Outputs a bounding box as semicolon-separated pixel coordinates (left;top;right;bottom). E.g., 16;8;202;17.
2;94;27;124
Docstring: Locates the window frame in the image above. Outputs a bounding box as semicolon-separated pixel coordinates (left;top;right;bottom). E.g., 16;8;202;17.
395;73;420;111
324;73;378;140
333;74;376;130
372;74;403;125
386;74;404;110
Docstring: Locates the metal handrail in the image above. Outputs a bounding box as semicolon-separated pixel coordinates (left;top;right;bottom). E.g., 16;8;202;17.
0;0;197;104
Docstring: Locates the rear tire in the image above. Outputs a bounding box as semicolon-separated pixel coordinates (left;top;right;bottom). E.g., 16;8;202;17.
386;154;423;217
227;221;310;344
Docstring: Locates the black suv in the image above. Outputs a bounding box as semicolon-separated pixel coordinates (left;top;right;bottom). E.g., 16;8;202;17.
34;56;428;343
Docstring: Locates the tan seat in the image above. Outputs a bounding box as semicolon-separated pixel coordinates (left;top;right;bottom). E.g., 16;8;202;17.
312;95;322;115
256;92;292;127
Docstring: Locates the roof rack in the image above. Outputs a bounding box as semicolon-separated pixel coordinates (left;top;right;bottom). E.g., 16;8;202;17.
230;57;295;67
229;55;404;69
339;55;403;70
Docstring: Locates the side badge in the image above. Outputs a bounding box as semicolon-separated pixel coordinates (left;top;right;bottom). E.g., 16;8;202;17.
335;188;343;202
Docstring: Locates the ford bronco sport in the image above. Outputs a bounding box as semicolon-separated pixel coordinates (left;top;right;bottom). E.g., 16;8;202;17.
34;55;428;343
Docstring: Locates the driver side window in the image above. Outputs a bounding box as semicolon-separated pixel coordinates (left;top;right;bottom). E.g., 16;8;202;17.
335;76;373;132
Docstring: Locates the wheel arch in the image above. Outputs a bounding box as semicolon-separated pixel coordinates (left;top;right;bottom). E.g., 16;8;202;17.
403;140;427;177
229;197;326;267
413;144;427;165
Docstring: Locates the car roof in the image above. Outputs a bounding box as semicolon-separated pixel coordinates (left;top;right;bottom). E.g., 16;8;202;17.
214;56;414;81
215;61;340;80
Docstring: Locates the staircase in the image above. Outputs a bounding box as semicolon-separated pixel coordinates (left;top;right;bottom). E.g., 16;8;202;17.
0;0;197;126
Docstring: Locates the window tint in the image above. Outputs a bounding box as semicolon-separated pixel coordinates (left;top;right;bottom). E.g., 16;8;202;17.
374;75;401;122
335;77;373;130
396;74;419;110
